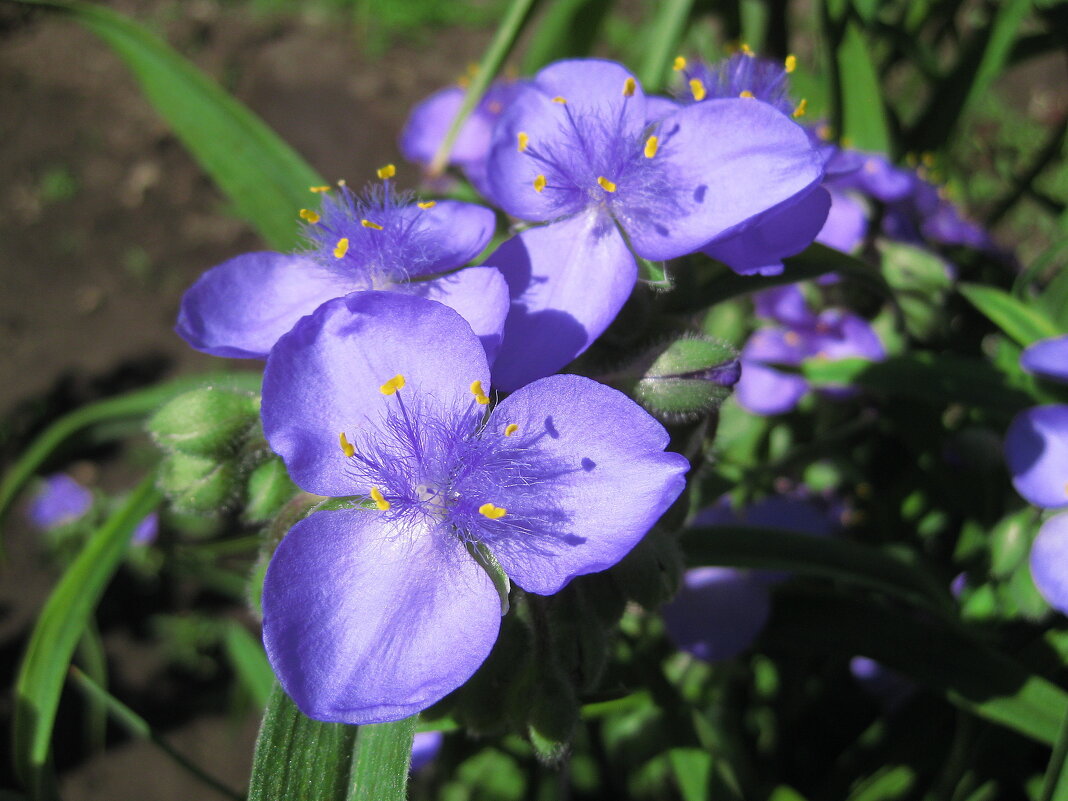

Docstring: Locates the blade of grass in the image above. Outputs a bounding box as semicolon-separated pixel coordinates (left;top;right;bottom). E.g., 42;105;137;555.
959;283;1062;347
68;667;243;801
13;475;161;798
347;717;417;801
223;622;275;710
636;0;694;92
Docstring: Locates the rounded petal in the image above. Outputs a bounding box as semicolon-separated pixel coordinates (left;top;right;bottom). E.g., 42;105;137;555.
661;567;771;662
817;189;869;252
263;292;491;496
535;59;647;121
410;200;497;274
753;285;816;328
410;267;510;363
626;99;824;260
400;86;494;166
700;187;831;276
487;211;637;391
28;474;92;529
263;509;501;724
735;361;809;416
743;327;814;366
1021;335;1068;384
176;252;351;359
1005;405;1068;509
811;312;886;362
486;374;688;594
410;731;444;772
1031;512;1068;614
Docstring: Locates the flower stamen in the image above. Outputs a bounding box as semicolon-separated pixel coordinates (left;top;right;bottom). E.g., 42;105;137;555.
478;502;507;519
622;77;636;97
470;380;491;405
597;176;617;193
361;219;383;230
644;136;659;159
299;208;320;223
380;374;406;395
417;200;437;209
370;486;391;511
339;431;355;458
504;423;519;437
517;131;529;153
333;238;350;258
689;78;707;102
533;174;547;193
376;163;396;180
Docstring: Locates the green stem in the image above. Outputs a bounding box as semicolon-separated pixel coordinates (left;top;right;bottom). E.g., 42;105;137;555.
427;0;538;176
636;0;694;91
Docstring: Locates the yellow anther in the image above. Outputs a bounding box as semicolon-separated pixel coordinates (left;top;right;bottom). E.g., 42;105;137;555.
785;54;797;73
792;98;808;118
333;238;350;258
487;101;503;114
470;380;490;405
597;176;617;193
689;78;707;102
622;77;637;97
533;174;547;193
337;179;347;187
739;90;755;99
376;163;396;180
741;43;754;55
504;423;519;437
299;208;321;223
673;56;687;71
552;96;567;104
644;135;659;159
816;123;832;140
417;201;437;210
310;185;332;193
784;331;802;347
517;131;529;153
479;502;507;520
370;486;391;511
380;374;406;395
339;432;355;458
361;219;384;230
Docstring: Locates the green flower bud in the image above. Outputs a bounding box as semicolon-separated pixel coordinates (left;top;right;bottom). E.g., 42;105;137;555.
157;452;240;514
149;387;260;457
243;458;298;524
606;335;740;423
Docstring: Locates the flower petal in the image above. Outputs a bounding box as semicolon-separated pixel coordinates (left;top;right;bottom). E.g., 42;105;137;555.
263;292;491;496
1031;512;1068;614
626;98;824;260
700;187;831;276
486;374;688;594
400;86;494;166
408;200;497;274
410;267;510;363
263;509;502;724
1004;405;1068;509
486;211;637;392
752;285;816;328
735;361;809;416
1021;335;1068;384
176;252;351;358
816;189;869;252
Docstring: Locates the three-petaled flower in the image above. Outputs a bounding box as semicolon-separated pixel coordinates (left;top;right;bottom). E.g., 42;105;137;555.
260;291;688;723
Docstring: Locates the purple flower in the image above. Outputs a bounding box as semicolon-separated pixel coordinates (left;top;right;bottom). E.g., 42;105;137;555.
131;512;159;546
27;473;92;529
400;80;526;197
1030;512;1068;614
259;291;688;723
409;730;444;773
1004;405;1068;509
1021;335;1068;384
850;656;912;707
482;58;825;390
177;182;509;361
734;285;885;415
663;495;837;661
674;52;797;117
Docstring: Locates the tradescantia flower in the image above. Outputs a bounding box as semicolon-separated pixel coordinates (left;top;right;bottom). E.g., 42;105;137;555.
27;473;92;529
260;291;688;723
1031;512;1068;614
176;178;508;361
1004;404;1068;509
482;58;825;390
1020;335;1068;383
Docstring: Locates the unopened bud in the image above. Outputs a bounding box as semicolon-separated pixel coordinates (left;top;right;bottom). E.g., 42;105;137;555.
157;452;240;514
244;458;298;524
149;387;259;457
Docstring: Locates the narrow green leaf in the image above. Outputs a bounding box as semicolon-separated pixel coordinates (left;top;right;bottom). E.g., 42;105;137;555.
14;475;161;797
836;21;891;153
223;622;275;710
74;624;108;754
636;0;694;92
669;747;712;801
348;717;417;801
248;685;358;801
22;0;323;249
766;587;1068;745
959;282;1062;347
68;667;243;801
1039;708;1068;801
0;372;259;529
520;0;612;74
680;525;951;614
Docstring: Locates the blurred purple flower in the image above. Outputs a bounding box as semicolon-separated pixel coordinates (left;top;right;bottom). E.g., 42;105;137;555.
1004;405;1068;509
1021;335;1068;384
482;58;824;390
410;730;443;773
177;182;508;362
1030;512;1068;614
850;656;913;707
131;512;159;546
27;473;92;530
260;291;688;723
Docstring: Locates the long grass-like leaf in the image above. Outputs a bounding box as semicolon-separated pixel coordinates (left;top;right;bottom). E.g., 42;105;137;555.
347;717;417;801
959;283;1062;347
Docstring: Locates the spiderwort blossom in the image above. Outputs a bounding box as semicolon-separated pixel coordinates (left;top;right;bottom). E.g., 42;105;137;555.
177;180;508;361
260;291;688;723
1030;513;1068;614
482;58;825;390
734;285;885;415
27;473;92;529
1021;335;1068;383
1004;405;1068;509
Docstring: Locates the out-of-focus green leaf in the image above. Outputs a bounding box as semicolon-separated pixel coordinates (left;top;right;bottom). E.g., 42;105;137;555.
1039;710;1068;801
248;685;357;801
0;372;260;531
836;21;891;153
14;475;161;798
21;0;322;249
347;717;417;801
847;765;915;800
766;587;1068;745
669;748;712;801
223;622;275;710
636;0;694;92
959;283;1061;347
521;0;612;74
